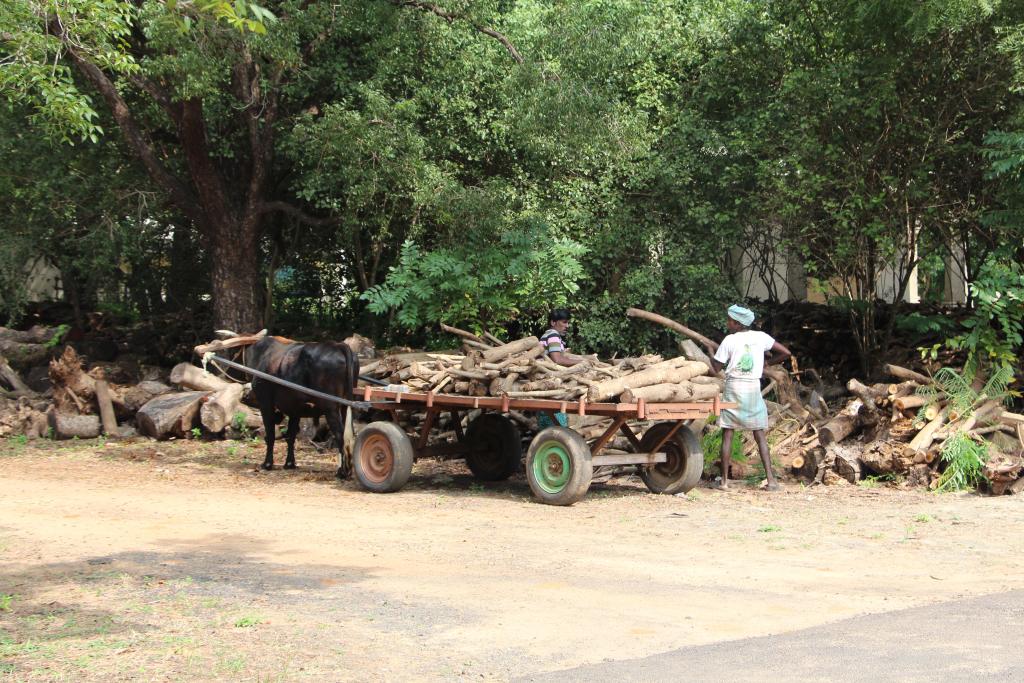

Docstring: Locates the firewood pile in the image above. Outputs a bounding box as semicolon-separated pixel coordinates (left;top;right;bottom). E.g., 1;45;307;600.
360;324;718;403
769;363;1024;494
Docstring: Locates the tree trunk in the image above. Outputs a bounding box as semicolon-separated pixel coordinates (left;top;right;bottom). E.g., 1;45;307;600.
209;222;263;335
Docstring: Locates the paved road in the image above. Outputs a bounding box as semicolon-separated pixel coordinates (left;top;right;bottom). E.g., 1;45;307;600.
519;590;1024;682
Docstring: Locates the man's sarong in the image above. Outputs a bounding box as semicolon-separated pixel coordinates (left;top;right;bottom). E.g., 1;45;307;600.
720;376;768;430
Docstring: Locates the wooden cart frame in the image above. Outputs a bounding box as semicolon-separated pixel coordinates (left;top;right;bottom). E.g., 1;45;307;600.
351;385;735;506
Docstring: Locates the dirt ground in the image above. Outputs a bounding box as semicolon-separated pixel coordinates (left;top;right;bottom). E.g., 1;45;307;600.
2;436;1024;682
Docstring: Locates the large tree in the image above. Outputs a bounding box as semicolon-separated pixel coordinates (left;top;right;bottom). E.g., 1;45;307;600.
1;0;527;332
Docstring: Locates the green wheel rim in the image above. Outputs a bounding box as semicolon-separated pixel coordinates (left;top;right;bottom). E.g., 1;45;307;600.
533;441;572;493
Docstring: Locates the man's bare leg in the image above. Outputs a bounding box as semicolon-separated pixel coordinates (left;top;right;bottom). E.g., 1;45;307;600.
718;428;734;489
753;429;779;490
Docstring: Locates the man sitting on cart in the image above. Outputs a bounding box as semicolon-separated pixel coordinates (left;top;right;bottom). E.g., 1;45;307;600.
537;308;587;429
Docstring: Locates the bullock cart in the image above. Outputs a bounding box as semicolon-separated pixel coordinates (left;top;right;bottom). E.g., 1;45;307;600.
352;385;735;506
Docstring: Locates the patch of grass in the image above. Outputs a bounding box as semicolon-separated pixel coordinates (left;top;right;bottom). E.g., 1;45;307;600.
758;525;781;533
914;513;932;523
0;594;13;611
234;615;262;628
218;655;246;674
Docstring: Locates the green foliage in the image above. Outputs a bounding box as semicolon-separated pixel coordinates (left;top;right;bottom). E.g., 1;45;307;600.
362;229;586;334
937;431;989;492
916;365;1014;419
1;0;1023;349
897;312;958;338
947;261;1024;374
701;420;747;475
44;325;71;349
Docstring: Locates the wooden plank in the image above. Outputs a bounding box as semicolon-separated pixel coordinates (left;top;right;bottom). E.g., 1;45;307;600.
592;452;667;466
618;423;643;452
360;388;736;419
591;416;628;455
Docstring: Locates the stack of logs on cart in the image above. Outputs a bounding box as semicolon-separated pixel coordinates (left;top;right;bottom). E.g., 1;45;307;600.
360;323;720;404
773;363;1024;494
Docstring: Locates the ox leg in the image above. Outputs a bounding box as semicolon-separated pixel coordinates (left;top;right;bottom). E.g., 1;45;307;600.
284;415;300;469
329;408;350;479
260;401;277;471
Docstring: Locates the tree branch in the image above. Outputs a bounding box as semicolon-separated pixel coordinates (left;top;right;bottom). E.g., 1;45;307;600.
258;201;341;226
56;30;200;225
389;0;524;64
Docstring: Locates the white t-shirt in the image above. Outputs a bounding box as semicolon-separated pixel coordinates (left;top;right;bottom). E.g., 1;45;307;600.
714;330;776;380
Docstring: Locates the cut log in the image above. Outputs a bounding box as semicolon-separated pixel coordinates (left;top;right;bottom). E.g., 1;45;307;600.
193;329;267;355
48;410;101;439
883;363;931;386
678;339;715;370
519;377;563;392
497;345;543;368
121;381;173;413
1000;411;1024;426
0;325;58;344
200;383;246;433
440;323;489;346
818;399;865;446
691;375;725;389
0;339;51;369
893;395;931;411
136;391;210;440
620;382;720;403
481;336;540;363
762;367;808;419
887;381;919;399
0;355;34;396
94;380;118;435
587;360;708;401
792;445;826;479
923;402;945;421
626;307;719;351
860;439;913;475
907;407;949;454
170;363;231;392
846;378;885;411
831;444;862;483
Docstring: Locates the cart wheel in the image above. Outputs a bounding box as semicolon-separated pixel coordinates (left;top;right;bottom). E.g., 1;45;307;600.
638;423;703;495
353;422;414;493
526;427;592;506
465;414;522;481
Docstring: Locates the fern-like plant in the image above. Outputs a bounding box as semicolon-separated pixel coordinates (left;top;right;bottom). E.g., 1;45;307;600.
937;432;989;492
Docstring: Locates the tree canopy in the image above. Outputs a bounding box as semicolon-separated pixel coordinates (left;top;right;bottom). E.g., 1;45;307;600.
2;0;1022;370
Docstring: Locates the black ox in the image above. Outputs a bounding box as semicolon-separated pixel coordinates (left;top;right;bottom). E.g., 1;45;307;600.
247;336;359;475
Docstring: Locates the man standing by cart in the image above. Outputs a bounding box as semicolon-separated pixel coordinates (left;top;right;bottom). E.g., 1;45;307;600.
707;304;792;491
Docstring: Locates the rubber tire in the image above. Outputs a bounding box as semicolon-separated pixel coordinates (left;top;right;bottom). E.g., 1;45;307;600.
465;414;522;481
638;422;703;495
526;426;593;506
353;421;414;493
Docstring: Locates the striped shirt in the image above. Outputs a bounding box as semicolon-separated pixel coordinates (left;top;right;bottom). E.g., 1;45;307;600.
539;328;566;356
